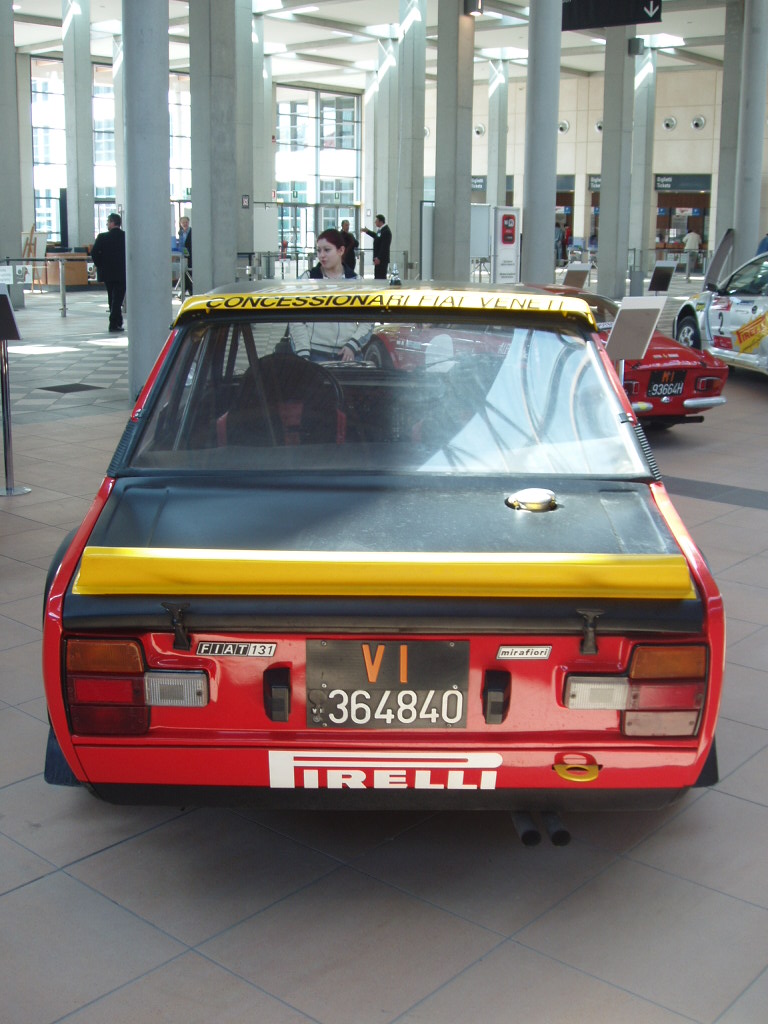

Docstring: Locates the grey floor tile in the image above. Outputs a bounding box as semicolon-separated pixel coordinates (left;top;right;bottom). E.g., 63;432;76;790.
0;639;44;704
397;941;694;1024
628;789;768;907
0;872;185;1024
355;811;616;934
0;705;48;786
515;860;768;1023
61;951;316;1023
67;808;340;945
0;775;186;866
201;867;501;1024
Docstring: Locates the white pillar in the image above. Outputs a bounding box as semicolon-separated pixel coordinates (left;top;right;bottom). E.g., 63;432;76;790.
433;0;474;281
733;0;768;266
189;0;238;291
487;60;509;208
596;26;634;299
395;0;426;277
520;0;561;284
62;0;94;246
123;0;172;398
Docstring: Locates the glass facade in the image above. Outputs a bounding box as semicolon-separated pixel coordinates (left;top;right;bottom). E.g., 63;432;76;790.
28;62;360;255
275;87;361;251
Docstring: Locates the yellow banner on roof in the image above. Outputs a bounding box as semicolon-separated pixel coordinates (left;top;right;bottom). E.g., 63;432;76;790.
177;287;596;325
73;546;696;601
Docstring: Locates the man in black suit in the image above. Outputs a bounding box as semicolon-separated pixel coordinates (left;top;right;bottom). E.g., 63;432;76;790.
91;213;126;332
362;214;392;279
177;215;193;293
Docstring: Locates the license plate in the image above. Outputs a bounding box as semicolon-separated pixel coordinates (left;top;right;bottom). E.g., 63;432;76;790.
648;370;685;397
306;640;469;729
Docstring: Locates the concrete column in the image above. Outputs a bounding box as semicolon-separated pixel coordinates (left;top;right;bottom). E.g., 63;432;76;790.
363;72;377;267
733;0;768;266
596;26;634;299
235;0;254;255
487;60;509;208
713;1;744;249
520;0;561;284
433;0;474;281
628;46;657;285
189;0;238;291
252;16;273;203
395;0;426;277
374;37;399;219
572;174;590;248
15;55;32;247
123;0;172;398
112;35;125;215
62;0;94;246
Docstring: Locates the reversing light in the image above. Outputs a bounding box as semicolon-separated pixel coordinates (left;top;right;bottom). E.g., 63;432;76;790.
144;672;209;707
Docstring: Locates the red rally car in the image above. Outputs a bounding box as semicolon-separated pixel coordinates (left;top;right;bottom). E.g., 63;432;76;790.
43;282;724;813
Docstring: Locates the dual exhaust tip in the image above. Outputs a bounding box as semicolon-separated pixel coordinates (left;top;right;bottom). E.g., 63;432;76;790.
511;810;571;846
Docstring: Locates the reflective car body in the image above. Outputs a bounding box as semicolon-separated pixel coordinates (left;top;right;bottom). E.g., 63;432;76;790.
43;282;724;810
371;286;728;425
674;252;768;375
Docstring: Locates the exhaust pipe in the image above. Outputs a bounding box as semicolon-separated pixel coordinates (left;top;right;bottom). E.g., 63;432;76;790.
541;810;571;846
511;810;542;846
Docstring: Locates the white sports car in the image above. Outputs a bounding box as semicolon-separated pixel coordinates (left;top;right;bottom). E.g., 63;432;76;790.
674;251;768;375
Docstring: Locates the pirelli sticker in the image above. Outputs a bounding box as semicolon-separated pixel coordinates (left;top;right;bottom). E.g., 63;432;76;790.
735;311;768;354
196;290;592;317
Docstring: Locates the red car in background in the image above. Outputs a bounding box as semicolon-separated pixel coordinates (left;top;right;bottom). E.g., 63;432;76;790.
365;287;728;428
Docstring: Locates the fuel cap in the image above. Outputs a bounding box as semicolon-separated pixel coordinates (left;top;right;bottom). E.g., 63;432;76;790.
505;487;557;512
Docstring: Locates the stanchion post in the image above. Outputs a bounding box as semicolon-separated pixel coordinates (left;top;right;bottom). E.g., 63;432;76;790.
59;259;67;317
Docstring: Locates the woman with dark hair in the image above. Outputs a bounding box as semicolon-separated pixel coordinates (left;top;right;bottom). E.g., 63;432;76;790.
308;229;358;280
291;229;368;360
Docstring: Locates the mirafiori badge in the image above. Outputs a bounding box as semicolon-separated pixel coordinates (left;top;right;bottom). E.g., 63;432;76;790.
497;646;552;660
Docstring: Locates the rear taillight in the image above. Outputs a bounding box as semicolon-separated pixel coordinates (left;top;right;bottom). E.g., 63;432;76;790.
623;380;640;397
564;644;707;737
694;376;722;394
65;639;208;735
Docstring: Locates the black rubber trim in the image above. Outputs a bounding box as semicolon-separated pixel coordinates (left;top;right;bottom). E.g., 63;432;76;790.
88;782;690;812
61;594;705;636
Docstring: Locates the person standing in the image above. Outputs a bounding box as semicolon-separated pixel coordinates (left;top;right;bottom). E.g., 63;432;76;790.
362;214;392;279
177;215;193;293
682;225;701;281
339;219;358;272
91;212;126;332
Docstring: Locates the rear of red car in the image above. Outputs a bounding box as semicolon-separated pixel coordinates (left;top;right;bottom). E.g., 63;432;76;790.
42;285;725;810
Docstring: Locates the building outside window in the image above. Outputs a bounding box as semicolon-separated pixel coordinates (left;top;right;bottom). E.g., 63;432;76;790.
275;86;361;253
169;72;192;228
30;58;67;243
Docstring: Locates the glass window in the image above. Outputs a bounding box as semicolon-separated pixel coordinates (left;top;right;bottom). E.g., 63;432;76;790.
725;258;768;296
130;314;647;479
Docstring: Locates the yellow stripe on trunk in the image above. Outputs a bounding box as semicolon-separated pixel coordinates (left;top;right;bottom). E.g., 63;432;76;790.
72;546;697;601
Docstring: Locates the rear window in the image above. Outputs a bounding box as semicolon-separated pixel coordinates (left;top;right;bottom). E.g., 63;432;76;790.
128;314;648;478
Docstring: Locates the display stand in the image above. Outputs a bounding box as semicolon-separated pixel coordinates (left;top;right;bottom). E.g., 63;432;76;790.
0;288;31;496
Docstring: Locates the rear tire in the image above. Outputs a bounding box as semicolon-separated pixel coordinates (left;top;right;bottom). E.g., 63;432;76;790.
676;314;701;350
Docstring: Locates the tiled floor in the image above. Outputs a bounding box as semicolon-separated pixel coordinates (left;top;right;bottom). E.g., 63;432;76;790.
2;281;768;1024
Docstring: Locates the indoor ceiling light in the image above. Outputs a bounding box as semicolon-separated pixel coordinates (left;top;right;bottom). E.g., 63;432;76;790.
464;0;483;16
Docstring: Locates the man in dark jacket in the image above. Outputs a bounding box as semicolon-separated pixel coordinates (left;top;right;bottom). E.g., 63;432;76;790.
91;213;126;332
362;214;392;279
339;219;358;272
